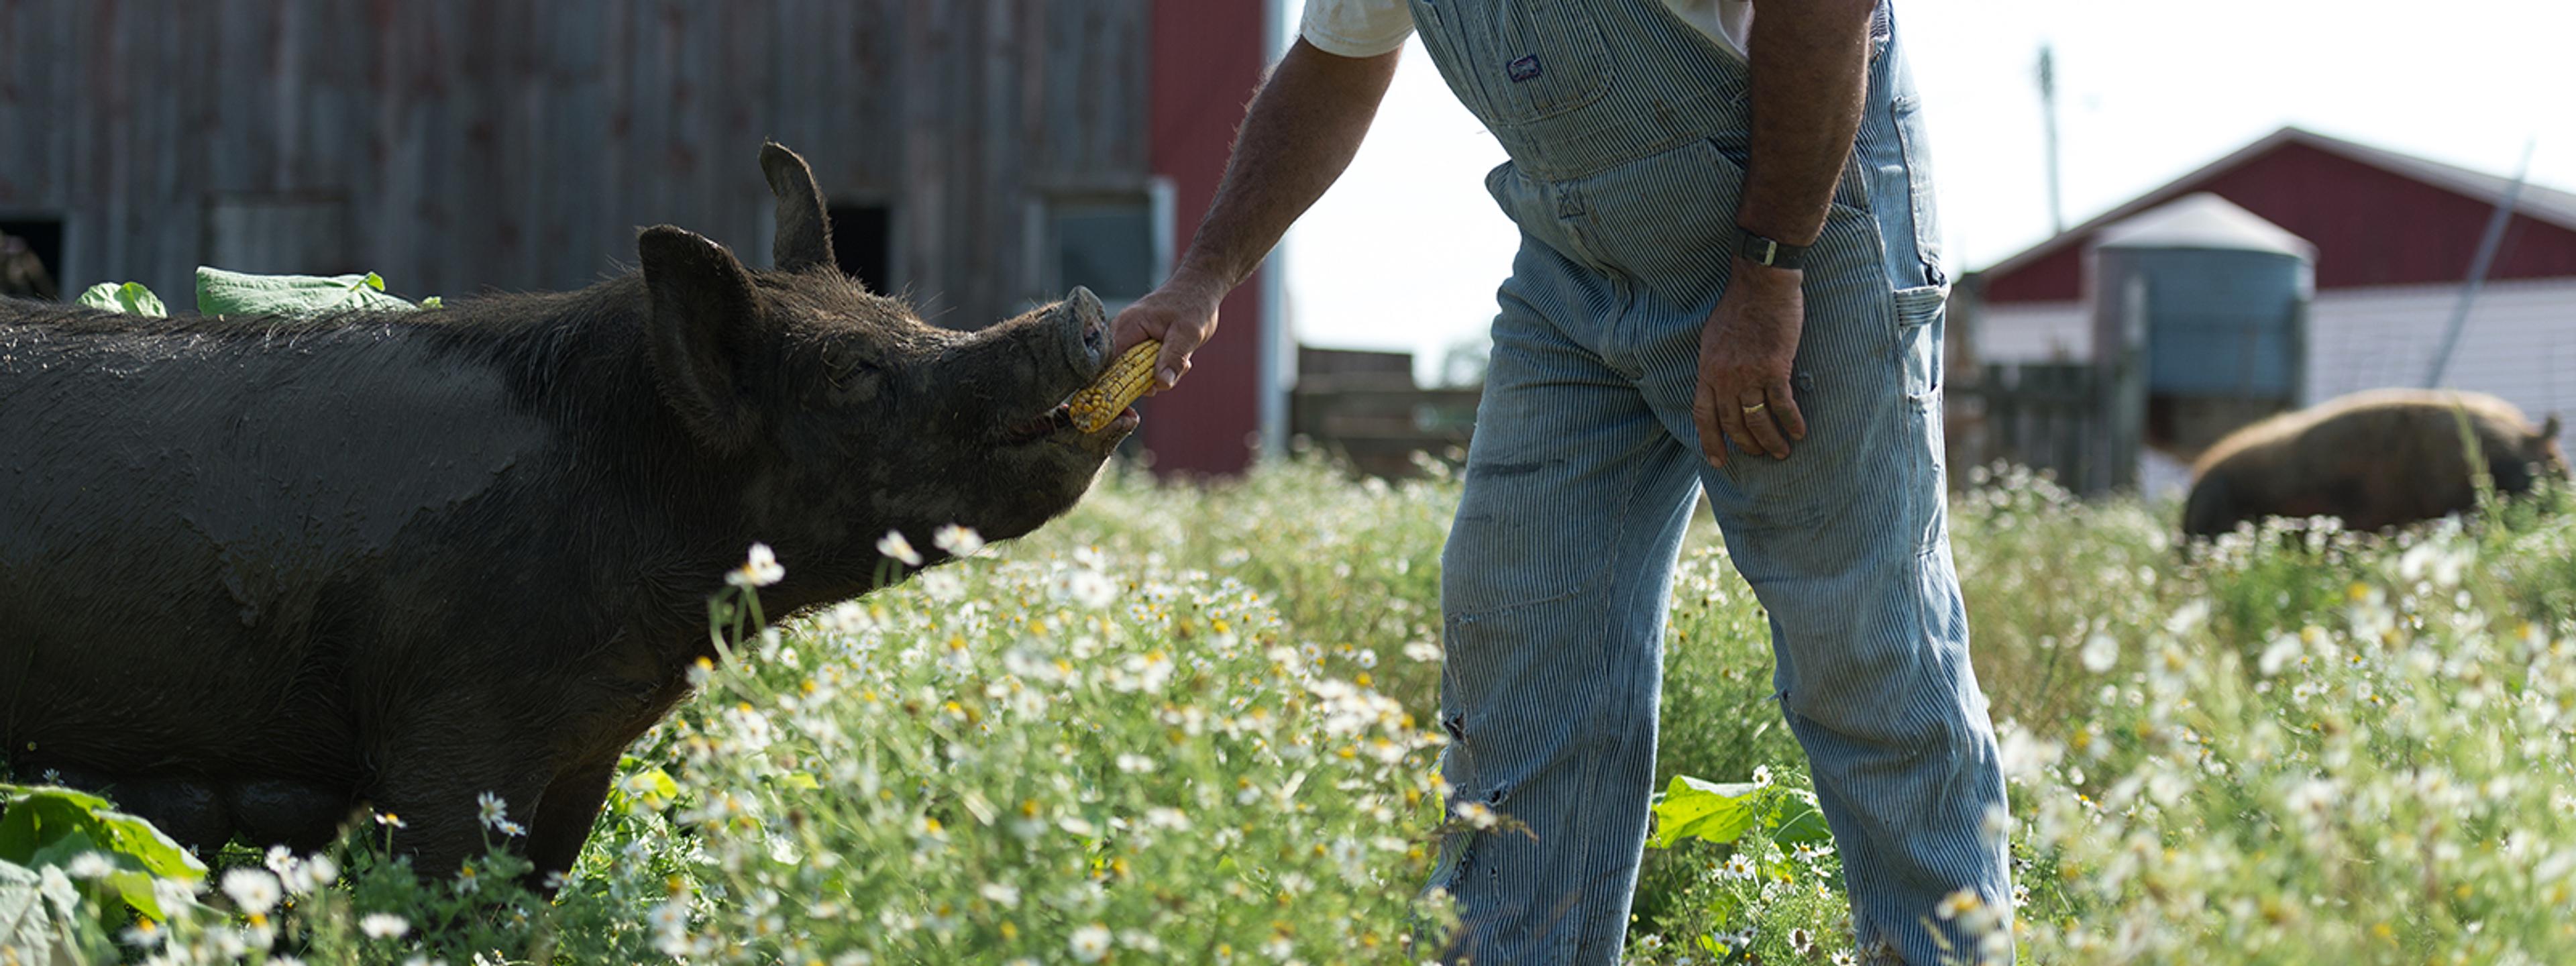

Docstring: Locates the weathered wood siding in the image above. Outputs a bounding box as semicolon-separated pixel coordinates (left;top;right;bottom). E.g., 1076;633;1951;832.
0;0;1148;327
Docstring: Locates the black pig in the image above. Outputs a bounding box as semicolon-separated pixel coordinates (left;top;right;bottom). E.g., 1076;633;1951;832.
0;144;1140;880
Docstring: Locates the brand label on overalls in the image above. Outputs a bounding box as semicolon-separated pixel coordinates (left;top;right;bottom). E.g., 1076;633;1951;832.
1506;55;1543;82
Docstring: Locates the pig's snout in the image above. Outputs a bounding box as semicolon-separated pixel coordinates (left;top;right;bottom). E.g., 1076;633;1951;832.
1062;286;1109;377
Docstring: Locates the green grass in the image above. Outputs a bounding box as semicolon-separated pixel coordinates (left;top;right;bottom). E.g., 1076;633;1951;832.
8;459;2576;965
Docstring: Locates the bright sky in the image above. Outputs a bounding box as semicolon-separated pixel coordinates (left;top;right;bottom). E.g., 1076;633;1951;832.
1272;0;2576;384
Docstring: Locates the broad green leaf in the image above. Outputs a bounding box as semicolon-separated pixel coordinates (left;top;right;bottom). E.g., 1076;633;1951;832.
0;785;111;812
0;786;204;926
1764;789;1833;847
0;859;62;963
107;867;171;922
195;266;414;317
1645;775;1759;849
75;282;119;311
23;829;103;872
622;767;682;812
88;809;204;881
421;295;445;309
74;281;167;317
117;282;168;317
0;792;100;864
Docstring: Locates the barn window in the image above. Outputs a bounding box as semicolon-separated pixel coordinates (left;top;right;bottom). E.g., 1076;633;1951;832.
0;215;64;300
1031;180;1174;311
828;203;894;293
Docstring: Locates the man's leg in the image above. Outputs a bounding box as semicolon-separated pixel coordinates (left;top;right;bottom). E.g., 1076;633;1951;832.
1637;244;2012;963
1428;237;1704;965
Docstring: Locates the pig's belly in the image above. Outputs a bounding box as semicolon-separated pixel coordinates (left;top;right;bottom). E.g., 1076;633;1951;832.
1;578;366;779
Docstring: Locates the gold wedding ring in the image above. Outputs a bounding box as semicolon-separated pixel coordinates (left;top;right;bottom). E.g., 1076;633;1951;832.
1741;402;1767;414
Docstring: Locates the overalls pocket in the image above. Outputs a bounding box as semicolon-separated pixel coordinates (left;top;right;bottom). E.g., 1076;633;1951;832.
1892;283;1949;553
1479;1;1613;123
1890;93;1945;285
1894;283;1945;402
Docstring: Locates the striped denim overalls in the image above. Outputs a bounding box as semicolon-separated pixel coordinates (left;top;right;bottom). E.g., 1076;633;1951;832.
1407;1;2013;962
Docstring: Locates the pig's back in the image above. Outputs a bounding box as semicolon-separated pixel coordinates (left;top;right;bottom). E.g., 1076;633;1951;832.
0;307;559;768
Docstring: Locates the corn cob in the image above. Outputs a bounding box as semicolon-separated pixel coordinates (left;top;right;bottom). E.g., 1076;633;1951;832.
1069;339;1161;433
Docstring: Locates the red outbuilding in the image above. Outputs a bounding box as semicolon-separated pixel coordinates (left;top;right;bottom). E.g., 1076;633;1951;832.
1959;126;2576;490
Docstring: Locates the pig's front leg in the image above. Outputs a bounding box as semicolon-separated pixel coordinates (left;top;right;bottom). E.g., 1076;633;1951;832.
226;778;358;853
362;737;553;882
522;758;619;890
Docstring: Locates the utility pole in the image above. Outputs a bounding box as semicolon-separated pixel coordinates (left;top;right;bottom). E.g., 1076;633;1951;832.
2038;44;2065;235
2425;138;2538;388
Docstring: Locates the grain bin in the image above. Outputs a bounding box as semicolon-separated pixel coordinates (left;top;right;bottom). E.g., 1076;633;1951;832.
2089;193;2316;491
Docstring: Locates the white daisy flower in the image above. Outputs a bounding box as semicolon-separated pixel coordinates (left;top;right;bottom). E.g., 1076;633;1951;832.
729;542;787;586
877;531;924;567
1720;853;1756;881
64;851;115;879
221;867;281;914
1070;923;1113;963
932;523;985;555
477;792;511;830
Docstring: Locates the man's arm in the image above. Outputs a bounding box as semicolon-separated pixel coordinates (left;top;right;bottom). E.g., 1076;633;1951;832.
1693;0;1879;467
1111;38;1402;392
1735;0;1878;248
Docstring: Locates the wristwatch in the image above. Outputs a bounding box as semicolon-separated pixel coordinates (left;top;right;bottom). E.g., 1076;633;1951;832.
1736;229;1810;271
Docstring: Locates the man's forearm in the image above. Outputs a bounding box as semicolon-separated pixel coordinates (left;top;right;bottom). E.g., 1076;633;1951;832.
1169;39;1400;292
1733;0;1879;248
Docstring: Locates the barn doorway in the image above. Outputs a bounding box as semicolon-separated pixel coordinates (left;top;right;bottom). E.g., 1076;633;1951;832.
829;203;893;294
0;216;64;300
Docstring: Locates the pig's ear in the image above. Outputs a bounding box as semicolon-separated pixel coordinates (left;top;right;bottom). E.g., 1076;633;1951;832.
639;225;762;453
760;142;838;274
2541;413;2563;442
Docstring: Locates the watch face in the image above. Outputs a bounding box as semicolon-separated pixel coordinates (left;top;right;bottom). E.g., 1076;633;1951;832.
1742;234;1781;266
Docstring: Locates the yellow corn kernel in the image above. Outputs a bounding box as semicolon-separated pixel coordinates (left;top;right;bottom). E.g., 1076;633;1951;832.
1069;339;1161;432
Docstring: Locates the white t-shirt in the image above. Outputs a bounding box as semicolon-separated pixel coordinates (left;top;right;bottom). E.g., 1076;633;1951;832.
1301;0;1752;62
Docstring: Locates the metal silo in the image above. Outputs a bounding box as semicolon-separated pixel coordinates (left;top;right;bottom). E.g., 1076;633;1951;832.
2088;193;2316;493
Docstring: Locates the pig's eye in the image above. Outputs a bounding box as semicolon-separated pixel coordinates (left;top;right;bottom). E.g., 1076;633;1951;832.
822;353;885;403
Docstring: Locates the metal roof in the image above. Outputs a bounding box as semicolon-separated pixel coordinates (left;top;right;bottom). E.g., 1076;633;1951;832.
2094;192;2316;257
1977;126;2576;279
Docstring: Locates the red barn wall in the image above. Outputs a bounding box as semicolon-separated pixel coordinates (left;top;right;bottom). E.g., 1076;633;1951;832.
1984;142;2576;304
1145;0;1269;476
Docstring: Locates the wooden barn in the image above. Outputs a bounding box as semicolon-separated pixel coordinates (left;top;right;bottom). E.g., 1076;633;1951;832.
1952;126;2576;495
0;0;1285;476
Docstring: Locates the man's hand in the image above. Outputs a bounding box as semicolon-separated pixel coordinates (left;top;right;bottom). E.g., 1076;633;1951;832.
1099;38;1399;396
1108;269;1230;393
1693;256;1809;468
1694;0;1869;468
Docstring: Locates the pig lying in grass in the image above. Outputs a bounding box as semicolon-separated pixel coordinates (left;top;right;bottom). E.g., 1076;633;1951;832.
2183;388;2565;538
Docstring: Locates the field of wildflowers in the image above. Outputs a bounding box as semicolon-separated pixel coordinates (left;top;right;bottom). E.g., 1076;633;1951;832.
5;458;2575;965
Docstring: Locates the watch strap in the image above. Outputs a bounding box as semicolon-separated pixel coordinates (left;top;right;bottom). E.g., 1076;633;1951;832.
1737;230;1809;270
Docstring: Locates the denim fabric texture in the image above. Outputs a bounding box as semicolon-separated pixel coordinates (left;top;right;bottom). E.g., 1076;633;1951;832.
1402;1;2013;963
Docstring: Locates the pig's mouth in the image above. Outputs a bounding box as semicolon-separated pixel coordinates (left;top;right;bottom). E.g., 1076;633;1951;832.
1002;399;1140;445
1004;405;1075;441
998;286;1140;447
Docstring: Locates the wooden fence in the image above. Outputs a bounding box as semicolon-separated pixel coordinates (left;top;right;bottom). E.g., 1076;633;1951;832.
1289;379;1481;479
1949;362;2130;495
